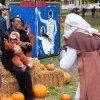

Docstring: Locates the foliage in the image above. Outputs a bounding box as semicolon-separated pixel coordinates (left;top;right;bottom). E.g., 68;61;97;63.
0;0;5;4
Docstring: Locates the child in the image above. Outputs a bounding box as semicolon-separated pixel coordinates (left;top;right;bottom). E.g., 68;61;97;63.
4;31;34;71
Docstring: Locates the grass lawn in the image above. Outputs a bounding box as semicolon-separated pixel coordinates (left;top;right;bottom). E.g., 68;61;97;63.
35;11;100;100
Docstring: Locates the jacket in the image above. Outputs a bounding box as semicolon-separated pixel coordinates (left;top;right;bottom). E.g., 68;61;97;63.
0;15;7;37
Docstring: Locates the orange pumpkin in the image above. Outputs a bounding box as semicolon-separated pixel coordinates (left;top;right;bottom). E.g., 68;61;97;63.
46;63;55;71
0;94;13;100
61;17;64;23
11;92;25;100
40;64;45;70
65;73;72;83
32;84;47;98
61;94;71;100
61;23;64;29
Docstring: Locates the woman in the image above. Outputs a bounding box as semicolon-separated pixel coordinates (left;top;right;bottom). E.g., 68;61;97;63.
60;13;100;100
1;17;34;100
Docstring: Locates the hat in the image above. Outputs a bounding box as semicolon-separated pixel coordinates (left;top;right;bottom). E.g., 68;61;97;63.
64;13;99;39
9;32;20;41
0;3;9;10
64;13;97;39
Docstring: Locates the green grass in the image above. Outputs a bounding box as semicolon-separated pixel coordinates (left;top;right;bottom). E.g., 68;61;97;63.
35;11;100;100
35;67;79;100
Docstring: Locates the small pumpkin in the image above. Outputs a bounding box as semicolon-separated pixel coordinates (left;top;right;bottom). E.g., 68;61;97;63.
61;94;71;100
0;94;13;100
46;63;55;71
32;84;47;98
65;73;72;83
11;92;25;100
61;23;64;29
40;64;45;70
61;17;64;23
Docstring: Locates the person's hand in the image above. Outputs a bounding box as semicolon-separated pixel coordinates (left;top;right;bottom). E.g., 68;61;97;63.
30;64;35;70
21;42;31;48
14;50;23;56
25;42;31;46
21;65;27;72
93;32;100;36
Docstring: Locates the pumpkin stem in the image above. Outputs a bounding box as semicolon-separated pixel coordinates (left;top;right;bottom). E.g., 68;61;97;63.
15;92;18;94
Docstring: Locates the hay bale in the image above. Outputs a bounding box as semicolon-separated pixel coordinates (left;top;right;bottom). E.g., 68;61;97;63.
31;68;65;87
30;58;66;87
0;62;19;95
0;58;65;95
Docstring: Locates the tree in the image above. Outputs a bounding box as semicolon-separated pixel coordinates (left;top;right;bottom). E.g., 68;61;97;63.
0;0;5;4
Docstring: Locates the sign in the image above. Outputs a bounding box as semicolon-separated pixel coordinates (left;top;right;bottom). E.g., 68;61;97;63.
10;2;60;58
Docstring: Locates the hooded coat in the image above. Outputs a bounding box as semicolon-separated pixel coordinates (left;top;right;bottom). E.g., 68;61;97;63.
66;32;100;100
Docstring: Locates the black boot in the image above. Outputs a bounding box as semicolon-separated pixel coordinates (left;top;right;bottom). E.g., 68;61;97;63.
26;96;34;100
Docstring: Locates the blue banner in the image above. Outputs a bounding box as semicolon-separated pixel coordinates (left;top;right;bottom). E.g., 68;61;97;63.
10;3;60;58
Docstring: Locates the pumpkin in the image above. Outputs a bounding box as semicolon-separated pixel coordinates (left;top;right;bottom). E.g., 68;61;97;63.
11;92;25;100
65;73;72;83
61;94;71;100
40;64;45;70
61;17;64;23
32;84;47;98
0;94;13;100
61;23;64;29
46;63;55;71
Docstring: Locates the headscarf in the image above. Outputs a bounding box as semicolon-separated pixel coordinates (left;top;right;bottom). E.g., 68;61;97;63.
64;13;98;39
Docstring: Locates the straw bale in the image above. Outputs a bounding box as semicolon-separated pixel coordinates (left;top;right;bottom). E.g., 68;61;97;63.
30;57;66;87
0;58;65;95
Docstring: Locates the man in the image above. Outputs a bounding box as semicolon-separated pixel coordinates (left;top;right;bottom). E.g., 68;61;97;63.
0;3;9;59
82;7;86;19
38;10;57;55
1;17;34;100
91;6;96;18
60;13;100;100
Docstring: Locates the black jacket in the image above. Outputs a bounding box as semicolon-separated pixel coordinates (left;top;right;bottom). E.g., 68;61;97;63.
0;15;7;37
0;15;8;54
